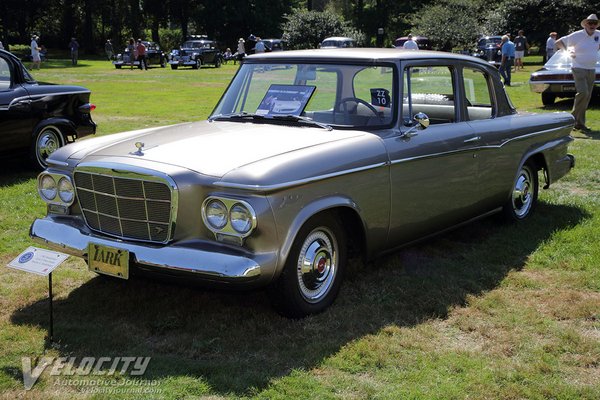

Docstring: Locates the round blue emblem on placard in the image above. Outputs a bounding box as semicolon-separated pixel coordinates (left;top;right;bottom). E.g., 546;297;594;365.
19;252;34;263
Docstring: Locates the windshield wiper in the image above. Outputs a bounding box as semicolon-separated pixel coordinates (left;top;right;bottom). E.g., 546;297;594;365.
209;112;332;130
208;112;268;122
271;114;333;131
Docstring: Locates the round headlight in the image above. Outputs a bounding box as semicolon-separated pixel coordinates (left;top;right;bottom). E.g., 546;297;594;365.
39;175;57;201
58;177;74;203
230;203;253;234
205;199;228;230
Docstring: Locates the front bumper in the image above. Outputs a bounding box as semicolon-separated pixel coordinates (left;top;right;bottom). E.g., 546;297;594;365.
30;215;273;286
168;60;196;66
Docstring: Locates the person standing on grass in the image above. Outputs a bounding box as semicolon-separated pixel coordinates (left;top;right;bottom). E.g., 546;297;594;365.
555;13;600;133
546;32;558;61
69;37;79;66
136;39;147;70
127;38;136;69
513;30;529;71
105;39;114;61
499;35;515;86
30;35;41;70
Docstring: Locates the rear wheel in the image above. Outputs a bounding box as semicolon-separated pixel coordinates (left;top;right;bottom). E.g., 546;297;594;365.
269;214;346;318
503;162;539;221
115;65;121;69
31;125;65;170
171;64;178;70
541;92;556;106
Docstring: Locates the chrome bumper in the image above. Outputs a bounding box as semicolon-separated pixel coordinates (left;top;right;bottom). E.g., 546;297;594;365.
30;216;271;284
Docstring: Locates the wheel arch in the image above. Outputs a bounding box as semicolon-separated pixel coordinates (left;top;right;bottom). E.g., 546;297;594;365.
275;197;367;280
32;118;77;142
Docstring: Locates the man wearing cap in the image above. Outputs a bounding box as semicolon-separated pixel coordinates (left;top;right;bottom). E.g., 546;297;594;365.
546;32;558;61
30;35;41;70
555;14;600;133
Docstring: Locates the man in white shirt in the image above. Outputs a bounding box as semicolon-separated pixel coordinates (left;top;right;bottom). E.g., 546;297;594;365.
402;34;419;50
546;32;558;61
31;35;41;70
555;14;600;132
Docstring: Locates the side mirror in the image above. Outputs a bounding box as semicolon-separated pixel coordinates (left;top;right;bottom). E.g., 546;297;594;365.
401;112;430;138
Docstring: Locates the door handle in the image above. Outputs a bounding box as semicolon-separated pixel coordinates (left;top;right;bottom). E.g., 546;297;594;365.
463;136;481;143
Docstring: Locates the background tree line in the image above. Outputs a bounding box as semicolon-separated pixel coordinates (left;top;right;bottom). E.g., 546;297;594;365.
1;0;600;55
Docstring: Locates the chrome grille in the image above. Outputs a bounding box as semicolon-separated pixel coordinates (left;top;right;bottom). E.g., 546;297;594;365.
74;169;174;243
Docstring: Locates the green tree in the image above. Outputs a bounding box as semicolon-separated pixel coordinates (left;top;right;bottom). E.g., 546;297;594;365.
281;9;365;49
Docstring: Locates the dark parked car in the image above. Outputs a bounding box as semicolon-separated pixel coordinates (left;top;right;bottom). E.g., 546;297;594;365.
529;49;600;105
473;36;503;67
168;37;223;69
262;38;287;52
394;36;432;50
113;41;166;69
0;49;96;169
31;49;575;317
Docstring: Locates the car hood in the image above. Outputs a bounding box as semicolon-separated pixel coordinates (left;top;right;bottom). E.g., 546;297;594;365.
53;121;373;178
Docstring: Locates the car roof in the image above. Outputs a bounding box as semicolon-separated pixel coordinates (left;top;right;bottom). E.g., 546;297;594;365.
322;37;355;41
247;48;491;66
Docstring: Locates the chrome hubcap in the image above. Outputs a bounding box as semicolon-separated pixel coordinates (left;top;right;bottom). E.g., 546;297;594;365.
512;168;533;218
296;228;337;303
37;128;60;163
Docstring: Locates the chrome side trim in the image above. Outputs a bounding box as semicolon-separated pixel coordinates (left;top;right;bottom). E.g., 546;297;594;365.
390;125;572;165
8;90;91;108
213;161;388;191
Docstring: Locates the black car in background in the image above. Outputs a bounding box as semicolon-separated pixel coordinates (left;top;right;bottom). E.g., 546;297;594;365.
393;36;432;50
262;39;287;52
473;36;503;67
113;41;166;69
0;49;96;169
168;37;223;69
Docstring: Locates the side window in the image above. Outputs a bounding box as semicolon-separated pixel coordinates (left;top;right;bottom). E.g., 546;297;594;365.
0;58;11;91
463;68;494;120
403;66;455;125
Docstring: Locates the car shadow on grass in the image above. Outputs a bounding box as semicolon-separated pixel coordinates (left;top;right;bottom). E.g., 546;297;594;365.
0;159;38;185
9;201;589;395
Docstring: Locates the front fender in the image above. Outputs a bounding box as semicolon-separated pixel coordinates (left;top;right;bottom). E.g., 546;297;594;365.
273;195;365;278
32;118;77;140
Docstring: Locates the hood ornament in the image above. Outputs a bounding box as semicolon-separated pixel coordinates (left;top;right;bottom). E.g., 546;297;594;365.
131;142;145;156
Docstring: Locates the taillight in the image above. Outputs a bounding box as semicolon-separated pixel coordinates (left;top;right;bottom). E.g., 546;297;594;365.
78;103;96;113
530;73;574;81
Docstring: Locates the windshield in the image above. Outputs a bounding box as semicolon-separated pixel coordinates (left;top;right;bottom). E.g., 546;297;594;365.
478;38;501;47
211;62;396;129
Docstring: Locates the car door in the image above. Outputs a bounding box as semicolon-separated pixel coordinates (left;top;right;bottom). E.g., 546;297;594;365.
0;53;34;152
385;62;482;246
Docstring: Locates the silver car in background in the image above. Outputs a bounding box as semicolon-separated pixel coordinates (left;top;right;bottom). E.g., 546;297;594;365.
529;49;600;105
31;49;575;317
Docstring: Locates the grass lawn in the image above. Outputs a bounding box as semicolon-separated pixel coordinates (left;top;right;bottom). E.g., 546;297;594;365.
0;57;598;399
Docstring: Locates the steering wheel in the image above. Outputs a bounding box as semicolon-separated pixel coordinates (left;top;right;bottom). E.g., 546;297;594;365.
337;97;381;117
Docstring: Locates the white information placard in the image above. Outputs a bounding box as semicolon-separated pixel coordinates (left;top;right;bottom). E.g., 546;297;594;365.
7;247;69;276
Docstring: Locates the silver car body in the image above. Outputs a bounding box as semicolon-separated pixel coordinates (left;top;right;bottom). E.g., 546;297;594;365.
529;49;600;105
31;49;575;314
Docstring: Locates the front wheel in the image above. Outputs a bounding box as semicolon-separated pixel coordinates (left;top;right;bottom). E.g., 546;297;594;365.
31;125;65;170
503;162;539;221
269;214;346;318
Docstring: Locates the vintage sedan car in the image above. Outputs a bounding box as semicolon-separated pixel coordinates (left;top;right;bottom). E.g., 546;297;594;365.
113;41;166;69
529;49;600;105
168;37;223;69
0;49;96;169
473;35;503;67
31;49;575;317
262;38;287;52
320;37;356;48
394;36;432;50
